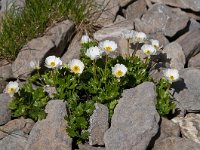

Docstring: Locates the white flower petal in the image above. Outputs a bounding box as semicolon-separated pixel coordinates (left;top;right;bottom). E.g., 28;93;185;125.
112;64;127;78
4;81;19;97
86;46;102;60
81;35;91;44
99;40;118;54
68;59;85;74
45;56;62;69
141;44;156;55
163;68;179;82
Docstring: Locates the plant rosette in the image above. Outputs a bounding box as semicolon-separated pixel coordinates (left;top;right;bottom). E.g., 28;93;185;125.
5;31;179;144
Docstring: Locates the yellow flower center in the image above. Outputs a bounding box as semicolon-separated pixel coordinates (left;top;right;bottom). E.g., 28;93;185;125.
72;65;80;73
145;50;151;55
50;62;56;68
7;87;15;93
115;70;123;77
104;46;112;52
169;75;175;81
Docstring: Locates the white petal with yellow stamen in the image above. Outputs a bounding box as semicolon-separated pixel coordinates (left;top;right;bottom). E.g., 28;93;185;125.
86;46;102;60
68;59;85;74
141;44;156;55
45;56;62;69
150;39;159;49
163;69;179;82
4;81;19;97
99;40;117;54
112;64;127;78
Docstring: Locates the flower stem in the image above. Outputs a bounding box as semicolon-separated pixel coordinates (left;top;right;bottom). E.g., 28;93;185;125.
104;55;108;81
127;39;130;58
93;60;97;81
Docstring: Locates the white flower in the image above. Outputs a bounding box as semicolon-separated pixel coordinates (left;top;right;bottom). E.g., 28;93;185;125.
133;32;147;43
150;39;159;49
30;60;40;70
122;30;135;40
112;64;127;78
4;81;19;97
99;40;118;54
45;56;62;69
68;59;84;74
141;44;156;55
163;69;179;82
81;34;91;44
86;46;102;60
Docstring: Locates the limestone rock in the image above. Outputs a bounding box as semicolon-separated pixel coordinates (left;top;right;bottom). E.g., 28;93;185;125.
0;93;11;125
162;42;185;70
104;82;160;150
153;137;200;150
0;64;13;80
150;0;200;12
189;19;200;31
125;0;147;20
78;144;105;150
118;0;134;7
12;20;75;79
173;68;200;112
0;80;7;93
94;20;133;41
135;4;189;37
1;0;25;12
0;117;34;140
0;131;28;150
89;103;109;146
61;32;81;64
172;113;200;143
94;0;119;26
188;53;200;69
25;100;72;150
176;29;200;60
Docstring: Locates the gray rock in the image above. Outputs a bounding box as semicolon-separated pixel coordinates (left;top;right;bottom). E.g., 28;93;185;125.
189;19;200;31
118;0;134;7
188;53;200;69
172;113;200;143
0;117;34;140
161;117;180;137
176;29;200;60
154;117;181;147
150;0;200;12
78;144;105;150
162;42;185;70
12;20;75;79
153;137;200;150
1;0;25;12
173;68;200;112
43;86;56;99
0;130;28;150
0;93;11;125
89;103;109;146
0;64;13;80
25;100;72;150
0;80;7;93
61;32;81;64
104;82;160;150
94;0;119;27
135;4;189;37
114;15;126;24
125;0;147;20
94;20;133;41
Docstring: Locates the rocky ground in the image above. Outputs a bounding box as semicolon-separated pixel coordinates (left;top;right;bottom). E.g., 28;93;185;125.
0;0;200;150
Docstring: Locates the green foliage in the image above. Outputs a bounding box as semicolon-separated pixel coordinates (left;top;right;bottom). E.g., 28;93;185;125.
9;82;49;121
8;40;153;144
156;78;175;116
0;0;94;60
